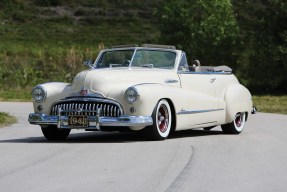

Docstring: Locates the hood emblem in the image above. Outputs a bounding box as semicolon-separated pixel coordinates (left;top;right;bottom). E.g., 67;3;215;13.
80;87;88;96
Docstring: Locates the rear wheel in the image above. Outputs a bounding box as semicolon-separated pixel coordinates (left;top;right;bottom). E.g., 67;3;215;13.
221;112;246;134
41;126;71;141
145;99;172;140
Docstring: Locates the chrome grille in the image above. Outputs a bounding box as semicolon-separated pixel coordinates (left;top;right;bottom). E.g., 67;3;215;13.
51;100;122;117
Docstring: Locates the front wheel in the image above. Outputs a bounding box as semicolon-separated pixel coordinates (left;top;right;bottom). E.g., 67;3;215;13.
221;112;246;134
145;99;172;140
41;126;71;141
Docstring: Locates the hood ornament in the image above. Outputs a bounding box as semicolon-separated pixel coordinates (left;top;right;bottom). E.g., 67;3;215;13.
77;107;83;113
80;87;88;96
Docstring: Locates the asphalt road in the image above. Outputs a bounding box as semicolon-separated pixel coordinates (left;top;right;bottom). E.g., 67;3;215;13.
0;102;287;192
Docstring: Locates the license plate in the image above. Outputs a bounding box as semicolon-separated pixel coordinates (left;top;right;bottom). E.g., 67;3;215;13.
68;116;88;127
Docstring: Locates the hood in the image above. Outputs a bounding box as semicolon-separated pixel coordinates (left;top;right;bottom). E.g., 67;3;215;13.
70;68;180;97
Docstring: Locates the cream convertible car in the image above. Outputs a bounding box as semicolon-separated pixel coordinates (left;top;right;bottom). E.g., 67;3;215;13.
29;44;256;140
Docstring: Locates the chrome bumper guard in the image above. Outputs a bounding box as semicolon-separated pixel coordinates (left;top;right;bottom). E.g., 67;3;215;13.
251;106;257;114
28;113;153;130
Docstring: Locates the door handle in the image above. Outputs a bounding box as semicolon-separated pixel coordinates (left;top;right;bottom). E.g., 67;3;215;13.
165;79;178;84
210;78;216;83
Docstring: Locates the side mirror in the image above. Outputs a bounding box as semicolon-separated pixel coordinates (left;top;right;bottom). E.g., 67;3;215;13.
83;60;94;68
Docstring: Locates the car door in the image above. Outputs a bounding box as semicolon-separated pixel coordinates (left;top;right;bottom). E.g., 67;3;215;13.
178;72;220;127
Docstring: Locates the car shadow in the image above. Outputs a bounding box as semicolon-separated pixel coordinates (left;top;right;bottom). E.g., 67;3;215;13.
169;129;223;140
0;129;224;144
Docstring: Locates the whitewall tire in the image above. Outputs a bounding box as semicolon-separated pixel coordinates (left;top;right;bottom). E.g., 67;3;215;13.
145;99;172;140
221;112;246;134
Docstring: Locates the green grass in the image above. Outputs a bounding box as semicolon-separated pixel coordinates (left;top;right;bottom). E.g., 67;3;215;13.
253;95;287;115
0;112;17;128
0;89;31;102
0;0;160;91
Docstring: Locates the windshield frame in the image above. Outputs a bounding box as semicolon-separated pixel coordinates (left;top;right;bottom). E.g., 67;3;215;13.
94;47;178;70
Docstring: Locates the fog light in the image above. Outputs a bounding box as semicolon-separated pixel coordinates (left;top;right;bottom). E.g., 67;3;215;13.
37;105;43;111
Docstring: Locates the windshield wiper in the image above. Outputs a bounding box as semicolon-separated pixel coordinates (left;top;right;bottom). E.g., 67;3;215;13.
140;64;153;68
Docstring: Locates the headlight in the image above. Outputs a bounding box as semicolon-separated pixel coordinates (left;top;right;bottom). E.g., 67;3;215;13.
32;85;47;102
124;87;139;103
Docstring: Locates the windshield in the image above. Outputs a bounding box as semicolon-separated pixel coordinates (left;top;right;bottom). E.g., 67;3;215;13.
96;49;134;68
95;49;176;69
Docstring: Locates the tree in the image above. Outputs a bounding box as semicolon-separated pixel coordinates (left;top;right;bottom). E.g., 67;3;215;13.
236;0;287;93
155;0;239;67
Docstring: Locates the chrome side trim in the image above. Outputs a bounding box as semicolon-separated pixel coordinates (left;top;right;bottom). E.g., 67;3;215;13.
177;108;224;115
179;71;232;75
190;121;217;126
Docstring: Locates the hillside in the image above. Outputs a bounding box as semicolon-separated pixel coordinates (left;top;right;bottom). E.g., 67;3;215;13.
0;0;286;95
0;0;161;93
0;0;160;46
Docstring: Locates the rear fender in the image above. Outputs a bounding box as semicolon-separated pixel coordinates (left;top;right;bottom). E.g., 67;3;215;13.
224;84;252;123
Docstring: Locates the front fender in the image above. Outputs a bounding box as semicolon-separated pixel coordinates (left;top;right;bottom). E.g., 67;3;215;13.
126;84;186;116
32;82;71;114
224;84;253;123
108;83;183;116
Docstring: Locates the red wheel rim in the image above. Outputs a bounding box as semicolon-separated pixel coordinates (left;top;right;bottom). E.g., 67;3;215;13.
235;113;243;127
157;104;169;133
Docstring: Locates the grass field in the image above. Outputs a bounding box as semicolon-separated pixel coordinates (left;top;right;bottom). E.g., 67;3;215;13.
0;112;17;128
0;0;160;91
0;89;31;102
253;95;287;115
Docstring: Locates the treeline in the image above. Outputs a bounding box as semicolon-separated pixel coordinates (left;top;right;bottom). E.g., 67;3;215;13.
233;1;287;93
0;0;286;94
156;0;287;94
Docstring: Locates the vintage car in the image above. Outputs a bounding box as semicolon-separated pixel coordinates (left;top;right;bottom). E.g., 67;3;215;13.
28;44;256;141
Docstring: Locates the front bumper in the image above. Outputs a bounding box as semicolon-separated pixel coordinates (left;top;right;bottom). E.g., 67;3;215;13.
28;113;153;130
